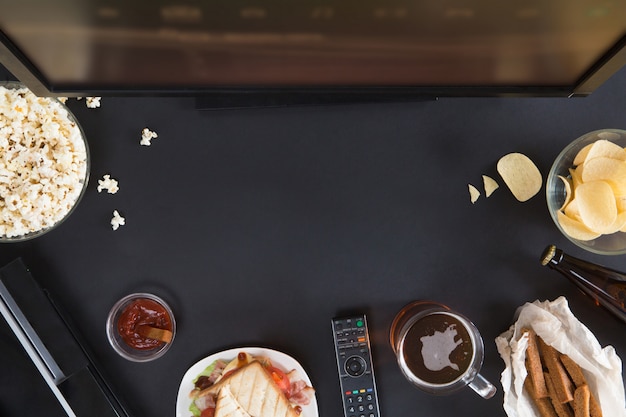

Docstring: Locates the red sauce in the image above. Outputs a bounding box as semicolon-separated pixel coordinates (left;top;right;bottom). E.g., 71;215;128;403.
117;298;172;350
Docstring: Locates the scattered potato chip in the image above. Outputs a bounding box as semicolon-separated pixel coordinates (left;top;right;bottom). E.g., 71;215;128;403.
497;153;543;202
468;184;480;204
482;175;499;197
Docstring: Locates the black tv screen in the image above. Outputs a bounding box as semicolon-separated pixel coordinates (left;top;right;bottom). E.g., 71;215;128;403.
1;1;625;101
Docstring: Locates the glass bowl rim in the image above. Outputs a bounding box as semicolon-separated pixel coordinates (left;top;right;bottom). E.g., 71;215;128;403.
106;292;176;362
0;81;91;242
546;128;626;255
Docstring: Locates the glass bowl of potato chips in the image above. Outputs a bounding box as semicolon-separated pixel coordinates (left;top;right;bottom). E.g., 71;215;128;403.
547;128;626;255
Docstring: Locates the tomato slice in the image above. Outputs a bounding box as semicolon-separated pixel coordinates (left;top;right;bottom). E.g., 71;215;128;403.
221;369;237;380
200;407;215;417
267;366;291;397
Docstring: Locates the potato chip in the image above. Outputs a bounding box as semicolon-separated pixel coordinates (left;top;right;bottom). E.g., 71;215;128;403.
468;184;480;203
606;211;626;234
576;181;618;234
557;211;601;241
616;196;626;212
605;181;626;200
557;175;572;211
482;175;499;197
581;156;626;183
610;179;626;199
570;167;583;189
564;198;581;220
581;157;626;197
583;139;626;162
573;143;593;166
497;153;543;202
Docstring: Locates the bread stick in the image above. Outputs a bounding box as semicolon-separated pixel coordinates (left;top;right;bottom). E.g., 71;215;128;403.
525;376;559;417
560;355;603;417
524;328;550;398
538;338;574;403
560;354;586;386
545;372;575;417
573;385;590;417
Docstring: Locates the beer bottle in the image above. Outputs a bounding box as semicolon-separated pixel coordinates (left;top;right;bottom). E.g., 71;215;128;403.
541;244;626;324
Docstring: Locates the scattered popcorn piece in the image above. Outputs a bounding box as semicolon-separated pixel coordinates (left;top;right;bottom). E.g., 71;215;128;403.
57;97;68;104
85;97;101;108
0;85;88;238
111;210;125;230
140;127;158;146
97;174;119;194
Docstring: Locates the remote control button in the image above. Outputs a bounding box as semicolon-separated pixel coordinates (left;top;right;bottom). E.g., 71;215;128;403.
345;355;367;377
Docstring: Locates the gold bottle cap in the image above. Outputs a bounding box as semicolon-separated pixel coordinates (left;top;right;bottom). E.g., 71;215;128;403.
541;245;557;266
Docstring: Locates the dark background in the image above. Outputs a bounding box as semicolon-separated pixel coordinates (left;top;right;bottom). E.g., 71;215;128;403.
1;62;626;417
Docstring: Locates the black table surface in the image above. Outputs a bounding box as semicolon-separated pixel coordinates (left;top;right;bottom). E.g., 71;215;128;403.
2;64;626;417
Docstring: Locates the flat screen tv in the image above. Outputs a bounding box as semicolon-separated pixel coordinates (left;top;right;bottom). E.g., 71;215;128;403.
1;1;625;107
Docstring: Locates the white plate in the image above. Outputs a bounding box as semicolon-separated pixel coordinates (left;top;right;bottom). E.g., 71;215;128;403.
176;347;319;417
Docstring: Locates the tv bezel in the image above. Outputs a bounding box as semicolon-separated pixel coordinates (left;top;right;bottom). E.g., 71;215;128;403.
1;29;625;106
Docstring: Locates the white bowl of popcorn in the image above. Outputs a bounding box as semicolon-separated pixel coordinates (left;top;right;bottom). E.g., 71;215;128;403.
0;82;90;241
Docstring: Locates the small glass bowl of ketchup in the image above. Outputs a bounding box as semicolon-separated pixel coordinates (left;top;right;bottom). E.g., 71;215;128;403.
106;293;176;362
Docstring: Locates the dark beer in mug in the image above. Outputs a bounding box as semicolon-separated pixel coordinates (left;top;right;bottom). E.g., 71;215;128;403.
390;301;495;398
399;312;475;386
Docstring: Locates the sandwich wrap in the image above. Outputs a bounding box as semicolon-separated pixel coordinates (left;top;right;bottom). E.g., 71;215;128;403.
495;296;626;417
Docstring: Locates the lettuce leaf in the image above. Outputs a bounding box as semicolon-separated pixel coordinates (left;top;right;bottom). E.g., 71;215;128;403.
189;360;223;416
192;360;221;384
189;401;202;417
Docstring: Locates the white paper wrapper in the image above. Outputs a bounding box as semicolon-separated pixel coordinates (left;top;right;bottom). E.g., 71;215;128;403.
495;296;626;417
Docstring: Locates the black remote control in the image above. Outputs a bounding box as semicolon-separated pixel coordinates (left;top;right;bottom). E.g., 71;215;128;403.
332;315;381;417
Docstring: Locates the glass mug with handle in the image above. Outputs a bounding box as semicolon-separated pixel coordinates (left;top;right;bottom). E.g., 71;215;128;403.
390;301;496;399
